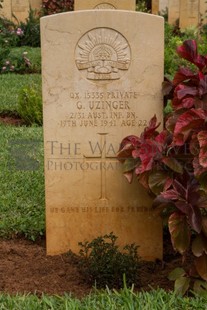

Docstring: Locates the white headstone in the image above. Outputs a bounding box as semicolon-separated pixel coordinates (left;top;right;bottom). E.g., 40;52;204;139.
41;10;164;261
168;0;180;25
180;0;199;29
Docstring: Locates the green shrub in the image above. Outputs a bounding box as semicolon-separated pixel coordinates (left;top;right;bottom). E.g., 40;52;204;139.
17;8;40;47
136;0;149;12
0;8;40;48
0;17;19;47
1;51;33;74
8;47;41;74
78;232;140;288
164;22;207;77
17;84;42;125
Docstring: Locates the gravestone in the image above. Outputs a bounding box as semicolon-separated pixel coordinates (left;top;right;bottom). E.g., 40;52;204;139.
41;10;164;261
0;0;41;22
151;0;159;14
30;0;42;11
152;0;168;15
12;0;30;22
199;0;207;24
159;0;168;13
180;0;199;29
168;0;180;25
74;0;136;10
0;0;12;20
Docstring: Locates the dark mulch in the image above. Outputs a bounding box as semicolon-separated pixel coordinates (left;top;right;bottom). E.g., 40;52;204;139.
0;112;24;126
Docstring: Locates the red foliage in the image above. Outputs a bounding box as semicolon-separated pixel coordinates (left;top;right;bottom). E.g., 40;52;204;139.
42;0;74;15
118;40;207;294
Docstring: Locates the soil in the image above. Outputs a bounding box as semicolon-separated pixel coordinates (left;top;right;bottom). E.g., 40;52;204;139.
0;112;24;126
0;235;185;298
0;114;186;298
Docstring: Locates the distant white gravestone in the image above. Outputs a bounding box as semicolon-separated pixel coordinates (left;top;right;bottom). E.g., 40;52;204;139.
180;0;199;29
151;0;168;15
168;0;180;25
41;10;164;261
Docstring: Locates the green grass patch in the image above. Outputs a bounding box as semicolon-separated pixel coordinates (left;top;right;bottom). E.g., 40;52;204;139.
0;73;41;112
0;124;44;240
0;288;206;309
7;47;41;73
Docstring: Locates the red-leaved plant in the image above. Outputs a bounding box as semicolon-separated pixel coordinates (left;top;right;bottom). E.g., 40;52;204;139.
117;40;207;295
42;0;74;15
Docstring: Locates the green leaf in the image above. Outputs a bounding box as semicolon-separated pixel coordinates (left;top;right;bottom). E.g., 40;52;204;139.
162;157;183;173
148;171;169;195
195;253;207;281
192;234;207;257
168;268;186;281
174;276;190;295
123;158;139;173
169;212;191;254
193;280;207;297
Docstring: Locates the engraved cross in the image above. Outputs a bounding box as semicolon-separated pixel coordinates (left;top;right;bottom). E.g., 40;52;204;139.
84;133;117;201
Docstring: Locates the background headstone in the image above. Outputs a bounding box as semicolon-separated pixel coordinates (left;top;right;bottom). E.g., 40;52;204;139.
30;0;42;11
0;0;41;22
152;0;169;15
41;11;164;261
179;0;199;29
199;0;207;24
12;0;30;22
168;0;180;25
159;0;168;13
151;0;159;14
0;0;12;20
74;0;136;11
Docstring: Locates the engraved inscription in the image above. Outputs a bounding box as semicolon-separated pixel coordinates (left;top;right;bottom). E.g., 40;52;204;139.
59;90;147;128
50;206;152;214
94;3;116;9
75;28;130;81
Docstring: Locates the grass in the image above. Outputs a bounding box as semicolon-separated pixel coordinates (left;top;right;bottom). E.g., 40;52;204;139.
9;47;41;66
0;73;41;112
0;124;44;240
7;46;41;74
0;288;206;309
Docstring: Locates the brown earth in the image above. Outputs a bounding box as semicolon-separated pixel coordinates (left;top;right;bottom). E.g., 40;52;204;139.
0;113;24;126
0;115;185;298
0;235;185;298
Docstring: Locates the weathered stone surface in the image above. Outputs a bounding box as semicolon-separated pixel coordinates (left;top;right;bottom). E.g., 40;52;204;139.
168;0;180;25
159;0;168;13
12;0;30;22
30;0;42;11
180;0;199;29
152;0;168;15
151;0;159;14
0;0;12;20
0;0;41;22
199;0;207;25
41;11;164;261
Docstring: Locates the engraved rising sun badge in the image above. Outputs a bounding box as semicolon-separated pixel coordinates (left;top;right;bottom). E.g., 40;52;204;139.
75;28;131;81
94;3;116;9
